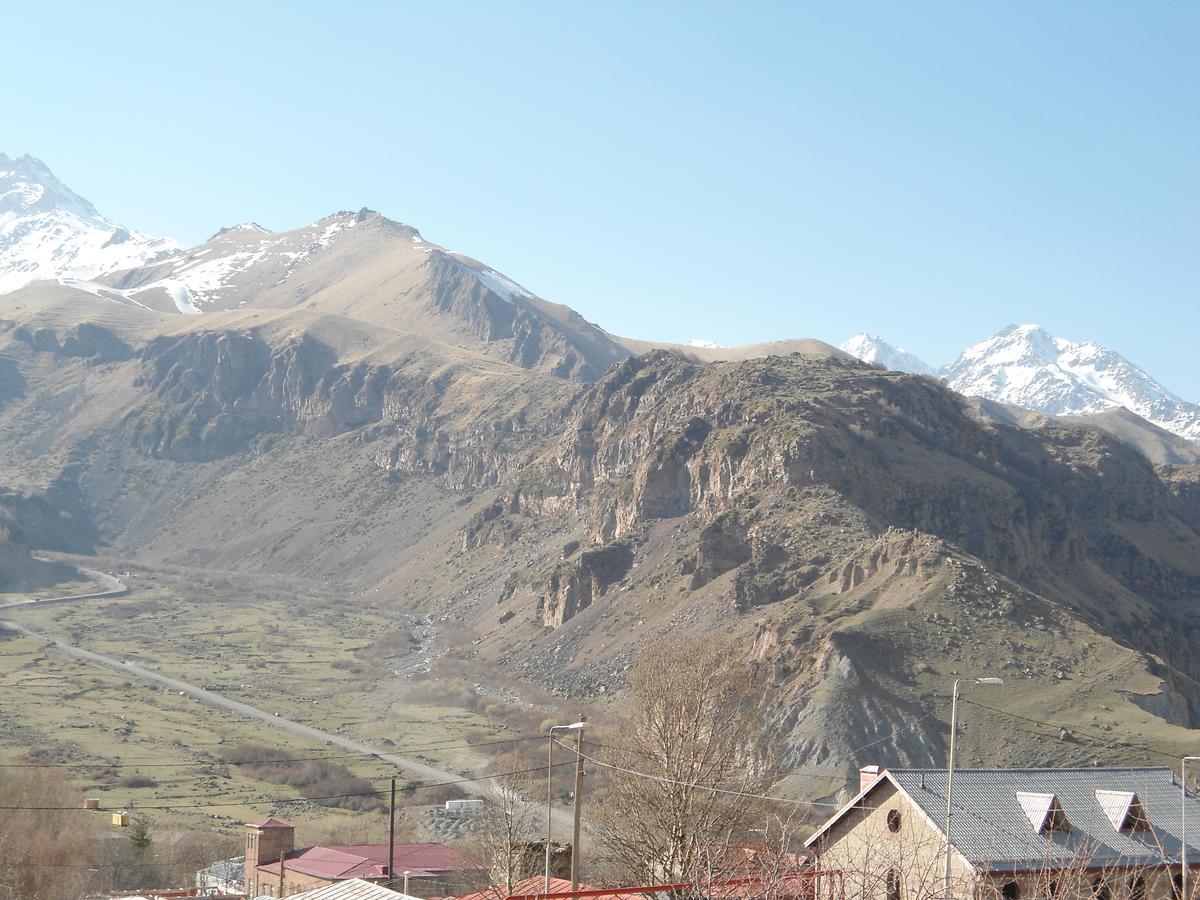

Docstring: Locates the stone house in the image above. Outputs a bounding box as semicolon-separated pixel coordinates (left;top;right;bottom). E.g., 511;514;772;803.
805;767;1200;900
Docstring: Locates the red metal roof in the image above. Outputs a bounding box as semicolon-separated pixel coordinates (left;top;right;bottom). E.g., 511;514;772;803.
258;842;484;882
503;873;837;900
456;877;620;900
251;817;294;829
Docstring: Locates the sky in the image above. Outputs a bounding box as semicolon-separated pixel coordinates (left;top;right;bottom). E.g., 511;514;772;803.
3;1;1197;396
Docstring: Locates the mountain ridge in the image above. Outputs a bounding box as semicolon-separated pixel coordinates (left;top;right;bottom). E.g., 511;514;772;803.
839;326;1200;442
0;153;177;293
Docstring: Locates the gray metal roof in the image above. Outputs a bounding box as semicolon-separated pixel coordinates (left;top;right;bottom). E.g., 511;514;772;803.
887;767;1200;873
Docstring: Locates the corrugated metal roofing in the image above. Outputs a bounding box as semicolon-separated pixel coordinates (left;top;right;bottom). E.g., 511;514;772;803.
285;878;421;900
886;767;1200;872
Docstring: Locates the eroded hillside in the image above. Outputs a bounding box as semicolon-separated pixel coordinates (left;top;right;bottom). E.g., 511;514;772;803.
1;292;1199;799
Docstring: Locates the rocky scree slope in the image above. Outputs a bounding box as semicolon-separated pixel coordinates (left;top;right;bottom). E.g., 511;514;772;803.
456;351;1200;777
3;294;1200;792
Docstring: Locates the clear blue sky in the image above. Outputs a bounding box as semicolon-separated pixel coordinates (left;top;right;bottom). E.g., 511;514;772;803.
4;1;1197;396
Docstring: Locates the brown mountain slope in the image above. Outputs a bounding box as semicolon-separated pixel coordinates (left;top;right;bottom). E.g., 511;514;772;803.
2;307;1199;797
97;211;629;380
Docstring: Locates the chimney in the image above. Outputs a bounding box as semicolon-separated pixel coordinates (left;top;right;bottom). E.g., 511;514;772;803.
244;818;295;897
859;765;883;793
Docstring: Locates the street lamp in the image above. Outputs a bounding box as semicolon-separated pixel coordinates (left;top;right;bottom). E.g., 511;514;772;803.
546;721;587;891
1183;757;1200;900
944;677;1004;900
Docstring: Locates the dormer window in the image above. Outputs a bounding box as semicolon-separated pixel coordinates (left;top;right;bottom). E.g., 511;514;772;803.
1095;791;1152;832
1016;792;1072;834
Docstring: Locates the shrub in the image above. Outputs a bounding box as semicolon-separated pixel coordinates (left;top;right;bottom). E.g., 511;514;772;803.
222;743;384;811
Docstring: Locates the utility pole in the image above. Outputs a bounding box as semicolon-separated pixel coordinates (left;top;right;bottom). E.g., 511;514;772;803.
570;717;586;890
278;850;286;898
389;777;397;889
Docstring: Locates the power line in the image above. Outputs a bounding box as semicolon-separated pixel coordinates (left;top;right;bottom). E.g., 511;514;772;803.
555;739;838;808
0;734;541;770
960;698;1180;763
0;759;579;811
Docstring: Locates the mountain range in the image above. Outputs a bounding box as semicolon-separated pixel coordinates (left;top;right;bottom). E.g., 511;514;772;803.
840;329;1200;443
0;153;176;294
2;153;1200;797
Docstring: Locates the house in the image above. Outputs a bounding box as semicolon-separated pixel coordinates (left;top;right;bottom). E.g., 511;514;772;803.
243;818;488;898
196;856;245;895
805;766;1200;900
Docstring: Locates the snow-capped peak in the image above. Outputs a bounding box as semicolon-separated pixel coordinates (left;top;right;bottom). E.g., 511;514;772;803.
0;152;177;294
942;324;1200;441
839;333;935;376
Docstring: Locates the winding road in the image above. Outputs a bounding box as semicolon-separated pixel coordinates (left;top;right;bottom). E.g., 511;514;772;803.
1;563;574;825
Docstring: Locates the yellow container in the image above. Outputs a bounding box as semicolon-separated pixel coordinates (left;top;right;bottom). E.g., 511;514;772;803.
83;798;100;810
112;811;129;827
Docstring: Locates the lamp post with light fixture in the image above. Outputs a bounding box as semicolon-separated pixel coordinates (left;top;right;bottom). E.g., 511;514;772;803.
545;721;587;892
943;677;1004;900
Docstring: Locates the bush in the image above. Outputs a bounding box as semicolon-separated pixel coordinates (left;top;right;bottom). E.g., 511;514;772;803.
222;743;384;811
120;774;158;789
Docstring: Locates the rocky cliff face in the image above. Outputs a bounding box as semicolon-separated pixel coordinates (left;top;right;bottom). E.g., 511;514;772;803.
123;326;571;489
473;351;1200;707
4;302;1200;792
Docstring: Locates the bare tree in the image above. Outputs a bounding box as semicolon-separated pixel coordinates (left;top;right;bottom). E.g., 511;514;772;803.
464;750;542;898
0;768;104;900
591;637;776;884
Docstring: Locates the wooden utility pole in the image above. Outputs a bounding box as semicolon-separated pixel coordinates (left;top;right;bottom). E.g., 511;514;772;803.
278;850;286;898
570;716;586;890
389;777;397;887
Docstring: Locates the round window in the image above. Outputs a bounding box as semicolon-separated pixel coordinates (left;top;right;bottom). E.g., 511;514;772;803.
887;809;902;833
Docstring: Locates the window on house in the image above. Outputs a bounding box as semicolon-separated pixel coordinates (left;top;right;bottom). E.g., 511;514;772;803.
1002;880;1021;900
1173;874;1184;900
1047;879;1059;898
887;809;902;833
1130;876;1147;900
1092;876;1111;900
886;868;901;900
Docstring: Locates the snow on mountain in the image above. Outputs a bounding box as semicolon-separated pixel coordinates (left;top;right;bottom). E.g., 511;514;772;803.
838;333;935;376
687;339;728;350
95;212;379;314
0;153;177;293
942;324;1200;442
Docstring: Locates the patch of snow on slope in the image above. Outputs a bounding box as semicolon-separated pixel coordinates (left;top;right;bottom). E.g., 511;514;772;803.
472;267;533;303
132;279;201;315
687;339;727;350
56;277;153;311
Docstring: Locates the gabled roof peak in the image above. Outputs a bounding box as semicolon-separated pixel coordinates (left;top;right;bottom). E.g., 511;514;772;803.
1096;790;1152;832
1015;791;1071;833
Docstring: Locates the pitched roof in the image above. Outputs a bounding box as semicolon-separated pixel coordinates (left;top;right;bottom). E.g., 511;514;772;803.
808;767;1200;873
286;878;420;900
251;817;294;829
1095;790;1151;832
454;876;602;900
257;841;484;881
1014;792;1071;833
